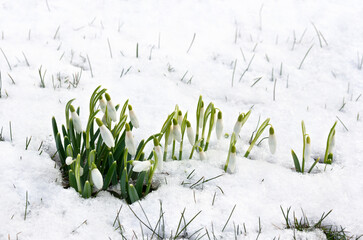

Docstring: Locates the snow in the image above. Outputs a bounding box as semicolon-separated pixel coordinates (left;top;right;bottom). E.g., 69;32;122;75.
1;0;363;239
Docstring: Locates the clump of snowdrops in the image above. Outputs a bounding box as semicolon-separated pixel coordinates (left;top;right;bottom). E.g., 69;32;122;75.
52;86;163;203
291;121;337;173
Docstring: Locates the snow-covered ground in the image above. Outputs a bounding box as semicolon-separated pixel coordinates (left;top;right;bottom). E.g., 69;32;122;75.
1;0;363;239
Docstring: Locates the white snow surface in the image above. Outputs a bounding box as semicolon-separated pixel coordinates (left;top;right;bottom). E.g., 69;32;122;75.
1;0;363;239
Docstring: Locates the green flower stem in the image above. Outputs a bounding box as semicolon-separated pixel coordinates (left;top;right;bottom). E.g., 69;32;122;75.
244;118;270;158
323;121;337;164
224;133;236;172
204;107;216;151
145;150;157;195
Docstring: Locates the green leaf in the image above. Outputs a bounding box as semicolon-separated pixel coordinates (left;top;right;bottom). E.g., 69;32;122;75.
52;117;59;141
68;169;77;191
128;184;140;203
120;167;128;199
103;161;117;190
291;150;302;172
135;171;146;197
308;158;320;173
82;181;92;199
324;121;337;164
55;133;66;164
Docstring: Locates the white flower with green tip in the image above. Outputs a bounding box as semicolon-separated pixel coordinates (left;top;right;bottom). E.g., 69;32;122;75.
96;118;115;148
105;93;117;122
99;96;107;113
65;156;74;165
132;160;152;172
304;136;311;159
228;145;237;173
186;121;195;146
216;111;223;140
233;114;243;135
198;147;207;160
268;127;276;154
70;105;82;133
153;138;163;171
128;104;139;128
125;123;136;156
177;110;183;126
172;119;182;142
91;164;103;190
167;125;173;145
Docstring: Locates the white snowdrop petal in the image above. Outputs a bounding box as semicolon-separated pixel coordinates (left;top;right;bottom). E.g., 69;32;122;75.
66;156;74;165
100;125;115;148
304;143;311;159
154;146;163;171
199;107;204;128
177;115;183;126
126;131;136;156
233;121;242;135
167;125;173;145
187;126;195;146
216;119;223;140
199;150;207;160
228;152;237;173
91;168;103;190
71;111;82;133
79;167;84;176
129;110;139;128
107;100;117;122
133;161;151;172
268;134;277;154
173;124;182;142
99;98;107;113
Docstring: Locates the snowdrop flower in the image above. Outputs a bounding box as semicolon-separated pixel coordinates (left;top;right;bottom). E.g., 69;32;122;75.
125;123;136;156
186;121;195;146
105;93;117;122
132;160;152;172
99;96;107;113
167;125;173;145
198;147;207;160
228;145;237;173
96;118;115;148
233;114;243;135
128;105;139;128
304;136;311;159
199;101;204;128
177;110;183;126
70;105;82;133
79;167;84;176
101;113;111;125
66;156;74;165
268;127;276;154
216;111;223;140
91;164;103;190
172;119;182;142
153;138;163;171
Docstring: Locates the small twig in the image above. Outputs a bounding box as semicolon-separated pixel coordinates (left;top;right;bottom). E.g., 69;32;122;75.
0;48;12;70
24;191;28;220
86;54;93;78
336;116;349;131
222;204;236;232
107;38;113;58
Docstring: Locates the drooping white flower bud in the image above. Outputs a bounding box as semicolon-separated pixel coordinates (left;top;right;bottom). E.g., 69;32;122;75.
304;136;311;159
105;93;117;122
216;111;223;140
153;138;163;171
199;101;204;128
128;105;139;128
70;105;82;134
99;96;107;113
198;147;207;160
125;123;136;156
66;156;74;165
233;114;243;135
132;160;152;172
172;119;182;142
177;110;183;126
186;121;195;146
96;118;115;148
91;164;103;190
268;127;276;154
228;145;237;173
167;124;173;145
